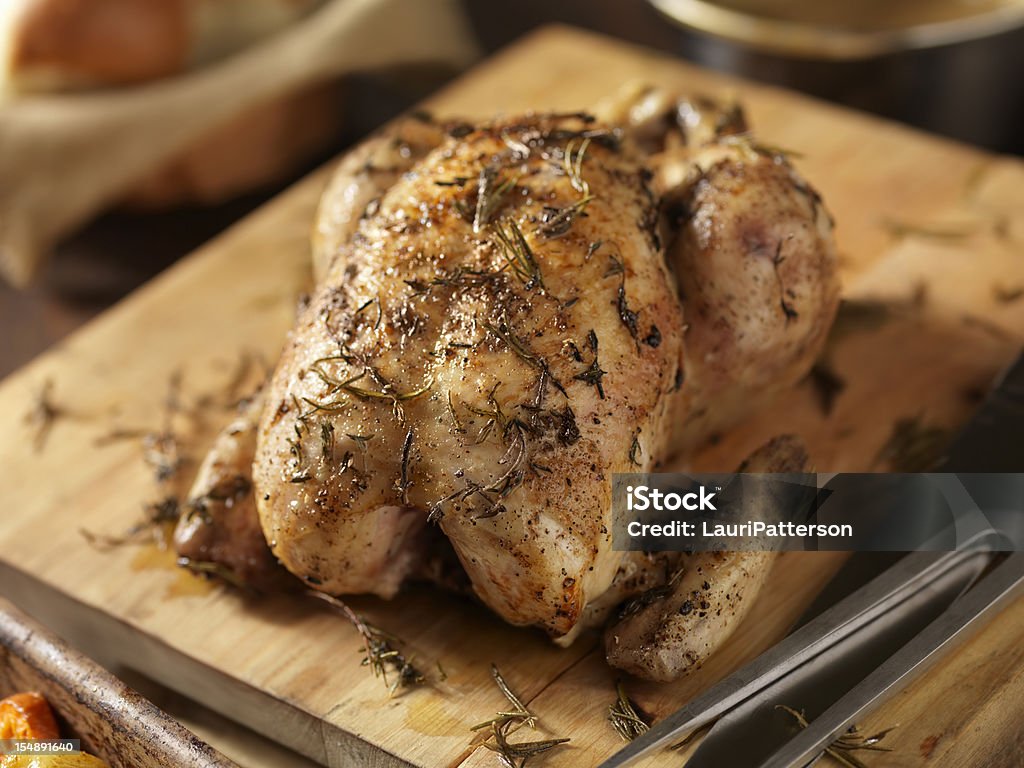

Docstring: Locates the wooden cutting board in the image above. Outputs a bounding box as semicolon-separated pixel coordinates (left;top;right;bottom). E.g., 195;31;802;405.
2;25;1023;768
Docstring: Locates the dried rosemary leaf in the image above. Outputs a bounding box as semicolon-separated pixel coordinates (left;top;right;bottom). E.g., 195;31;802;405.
472;664;569;767
537;195;594;239
471;663;537;733
629;431;643;467
309;591;425;695
776;705;894;768
494;220;544;289
608;681;650;741
474;165;520;233
484;723;570;768
563;137;592;197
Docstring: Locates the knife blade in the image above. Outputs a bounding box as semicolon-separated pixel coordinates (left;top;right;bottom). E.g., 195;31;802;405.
760;550;1024;768
595;534;999;768
681;546;992;767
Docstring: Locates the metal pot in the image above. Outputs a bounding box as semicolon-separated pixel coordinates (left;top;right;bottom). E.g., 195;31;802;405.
649;0;1024;153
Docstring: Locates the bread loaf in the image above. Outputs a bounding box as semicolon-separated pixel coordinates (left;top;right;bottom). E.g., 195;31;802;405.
1;0;321;95
0;0;333;206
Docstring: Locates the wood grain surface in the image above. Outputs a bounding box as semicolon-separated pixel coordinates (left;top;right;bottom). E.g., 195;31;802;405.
1;26;1022;768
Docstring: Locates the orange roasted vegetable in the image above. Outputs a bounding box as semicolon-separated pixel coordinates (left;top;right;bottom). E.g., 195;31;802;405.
0;693;60;740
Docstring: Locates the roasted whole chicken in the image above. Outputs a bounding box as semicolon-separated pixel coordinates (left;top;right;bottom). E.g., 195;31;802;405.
174;86;840;682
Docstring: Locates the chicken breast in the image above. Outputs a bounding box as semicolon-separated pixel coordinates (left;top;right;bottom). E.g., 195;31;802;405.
254;111;685;635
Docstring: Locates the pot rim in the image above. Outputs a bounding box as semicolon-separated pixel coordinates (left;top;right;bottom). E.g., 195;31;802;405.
649;0;1024;59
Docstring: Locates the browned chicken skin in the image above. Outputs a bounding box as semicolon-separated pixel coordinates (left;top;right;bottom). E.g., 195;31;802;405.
177;86;840;681
255;111;685;636
173;390;286;592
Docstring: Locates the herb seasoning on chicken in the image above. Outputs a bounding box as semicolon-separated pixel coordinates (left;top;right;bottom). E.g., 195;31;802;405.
179;86;840;682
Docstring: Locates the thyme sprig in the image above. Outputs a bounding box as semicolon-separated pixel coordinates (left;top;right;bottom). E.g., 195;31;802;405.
608;681;650;741
86;371;189;548
776;706;895;768
309;591;425;695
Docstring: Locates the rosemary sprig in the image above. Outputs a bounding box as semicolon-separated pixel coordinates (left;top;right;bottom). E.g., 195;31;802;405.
537;195;594;239
484;723;570;768
313;367;434;403
563;137;592;196
608;681;649;741
472;664;537;732
776;706;895;768
398;429;414;505
484;319;567;397
494;220;545;289
308;591;425;695
472;664;569;767
464;382;509;444
474;166;520;233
